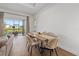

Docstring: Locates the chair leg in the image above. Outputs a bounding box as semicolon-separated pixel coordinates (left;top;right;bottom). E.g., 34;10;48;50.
50;50;52;56
41;48;45;56
8;44;13;56
28;45;30;52
28;46;30;56
54;48;58;56
30;46;33;56
38;47;41;55
39;47;44;56
5;45;7;56
50;49;53;56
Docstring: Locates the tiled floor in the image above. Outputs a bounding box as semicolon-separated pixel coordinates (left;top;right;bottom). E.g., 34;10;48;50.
0;35;75;56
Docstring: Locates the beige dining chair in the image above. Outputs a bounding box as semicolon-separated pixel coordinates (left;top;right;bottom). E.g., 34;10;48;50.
0;37;7;56
26;35;40;56
5;35;14;56
0;39;7;49
48;39;59;56
40;39;59;56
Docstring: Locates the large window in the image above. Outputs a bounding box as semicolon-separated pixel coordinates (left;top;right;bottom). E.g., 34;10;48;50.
4;19;24;35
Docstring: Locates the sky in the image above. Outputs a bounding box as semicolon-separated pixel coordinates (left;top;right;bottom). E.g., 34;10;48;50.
4;19;23;26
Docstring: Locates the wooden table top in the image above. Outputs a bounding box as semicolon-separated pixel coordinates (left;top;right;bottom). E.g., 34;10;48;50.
27;33;56;41
38;34;56;40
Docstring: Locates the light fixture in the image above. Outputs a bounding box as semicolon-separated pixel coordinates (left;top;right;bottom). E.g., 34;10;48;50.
32;3;37;7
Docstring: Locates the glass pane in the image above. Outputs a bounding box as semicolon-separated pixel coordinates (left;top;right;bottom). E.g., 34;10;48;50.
4;19;24;36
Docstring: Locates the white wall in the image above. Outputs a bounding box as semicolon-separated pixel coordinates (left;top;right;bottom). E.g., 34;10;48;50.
36;4;79;55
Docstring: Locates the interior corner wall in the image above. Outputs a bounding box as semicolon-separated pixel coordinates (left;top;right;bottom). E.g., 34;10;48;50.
0;12;4;36
36;4;79;55
29;16;36;32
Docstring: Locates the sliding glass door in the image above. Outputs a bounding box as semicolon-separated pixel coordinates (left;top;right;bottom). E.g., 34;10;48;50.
3;19;24;35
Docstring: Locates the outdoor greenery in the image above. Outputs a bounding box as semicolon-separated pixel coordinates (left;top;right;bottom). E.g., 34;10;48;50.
4;28;23;32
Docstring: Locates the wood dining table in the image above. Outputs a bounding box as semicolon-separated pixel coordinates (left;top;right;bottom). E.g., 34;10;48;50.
27;32;57;55
27;32;56;47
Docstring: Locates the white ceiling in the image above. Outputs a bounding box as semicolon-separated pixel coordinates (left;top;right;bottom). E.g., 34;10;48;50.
0;3;53;15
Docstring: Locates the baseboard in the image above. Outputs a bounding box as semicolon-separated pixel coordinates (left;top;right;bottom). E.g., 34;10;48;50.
59;45;79;56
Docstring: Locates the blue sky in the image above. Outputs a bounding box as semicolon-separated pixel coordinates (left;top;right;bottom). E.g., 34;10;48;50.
4;19;23;26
